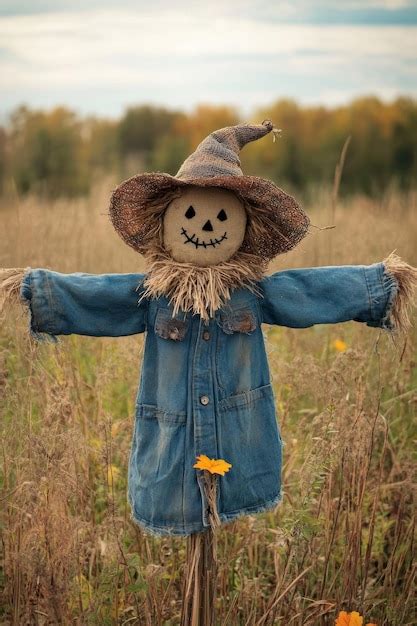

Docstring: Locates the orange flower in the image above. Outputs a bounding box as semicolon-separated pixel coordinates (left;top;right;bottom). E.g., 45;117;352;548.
335;611;377;626
332;338;348;352
193;455;232;476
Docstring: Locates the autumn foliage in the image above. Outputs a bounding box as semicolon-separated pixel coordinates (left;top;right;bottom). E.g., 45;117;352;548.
0;97;416;198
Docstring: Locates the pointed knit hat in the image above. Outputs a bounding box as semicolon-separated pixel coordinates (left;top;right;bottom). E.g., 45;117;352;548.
110;120;309;260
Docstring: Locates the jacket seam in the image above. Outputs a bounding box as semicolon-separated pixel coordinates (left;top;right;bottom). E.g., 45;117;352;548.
215;318;227;394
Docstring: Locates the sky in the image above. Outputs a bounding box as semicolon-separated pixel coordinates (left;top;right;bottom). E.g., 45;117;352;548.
0;0;416;119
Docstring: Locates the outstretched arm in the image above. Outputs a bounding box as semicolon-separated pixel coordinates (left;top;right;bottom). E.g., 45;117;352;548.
259;254;417;333
0;268;147;339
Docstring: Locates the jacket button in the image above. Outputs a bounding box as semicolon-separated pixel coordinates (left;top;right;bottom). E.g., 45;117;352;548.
202;331;210;341
200;395;209;406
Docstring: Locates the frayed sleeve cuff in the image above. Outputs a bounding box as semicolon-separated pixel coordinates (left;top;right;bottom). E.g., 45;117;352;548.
379;254;417;333
20;269;58;342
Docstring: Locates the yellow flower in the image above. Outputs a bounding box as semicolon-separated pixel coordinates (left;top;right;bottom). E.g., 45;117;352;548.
193;455;232;476
335;611;377;626
332;338;348;352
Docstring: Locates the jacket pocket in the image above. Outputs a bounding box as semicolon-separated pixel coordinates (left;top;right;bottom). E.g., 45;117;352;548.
216;384;283;512
216;306;257;335
155;308;189;341
130;404;186;490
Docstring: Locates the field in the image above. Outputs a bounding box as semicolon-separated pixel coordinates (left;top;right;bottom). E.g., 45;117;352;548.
1;184;416;625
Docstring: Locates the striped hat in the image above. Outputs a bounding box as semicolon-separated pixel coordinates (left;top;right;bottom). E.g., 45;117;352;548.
110;120;309;261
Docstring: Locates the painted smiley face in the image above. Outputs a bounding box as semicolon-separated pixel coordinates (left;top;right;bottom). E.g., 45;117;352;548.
181;205;228;249
163;186;247;266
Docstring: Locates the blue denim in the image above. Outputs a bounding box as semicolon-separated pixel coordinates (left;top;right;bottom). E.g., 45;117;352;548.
21;262;396;535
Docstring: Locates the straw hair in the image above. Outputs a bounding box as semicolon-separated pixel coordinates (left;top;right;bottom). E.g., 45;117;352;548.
0;268;27;315
142;245;264;321
383;253;417;333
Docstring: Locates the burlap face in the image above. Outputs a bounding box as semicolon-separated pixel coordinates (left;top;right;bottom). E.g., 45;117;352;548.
163;186;247;266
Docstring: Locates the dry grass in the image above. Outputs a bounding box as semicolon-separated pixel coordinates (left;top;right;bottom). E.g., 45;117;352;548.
0;183;416;625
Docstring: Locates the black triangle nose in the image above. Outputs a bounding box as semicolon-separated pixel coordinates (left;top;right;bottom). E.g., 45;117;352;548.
202;220;214;232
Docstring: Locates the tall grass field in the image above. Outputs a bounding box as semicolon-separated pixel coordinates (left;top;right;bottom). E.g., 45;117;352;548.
1;184;416;625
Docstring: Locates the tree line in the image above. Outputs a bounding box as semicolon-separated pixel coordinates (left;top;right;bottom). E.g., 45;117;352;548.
0;97;416;198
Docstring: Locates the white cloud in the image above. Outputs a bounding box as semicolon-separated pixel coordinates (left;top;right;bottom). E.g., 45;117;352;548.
0;9;416;113
345;0;412;8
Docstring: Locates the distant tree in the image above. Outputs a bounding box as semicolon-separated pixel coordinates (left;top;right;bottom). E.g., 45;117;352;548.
2;98;417;199
117;104;240;176
243;100;304;188
84;117;119;173
118;106;181;163
150;134;189;175
251;97;417;195
150;105;240;174
176;105;240;149
9;106;88;197
389;97;417;188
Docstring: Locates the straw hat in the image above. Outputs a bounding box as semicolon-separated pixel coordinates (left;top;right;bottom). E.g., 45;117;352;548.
110;120;309;261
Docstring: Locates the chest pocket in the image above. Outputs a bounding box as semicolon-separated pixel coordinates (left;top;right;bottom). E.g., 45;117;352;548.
154;308;189;341
217;306;257;335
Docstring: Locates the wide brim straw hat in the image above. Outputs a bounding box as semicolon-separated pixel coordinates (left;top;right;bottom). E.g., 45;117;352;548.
110;120;310;261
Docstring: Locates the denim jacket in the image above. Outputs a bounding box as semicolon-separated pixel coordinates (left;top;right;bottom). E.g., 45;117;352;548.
21;262;396;535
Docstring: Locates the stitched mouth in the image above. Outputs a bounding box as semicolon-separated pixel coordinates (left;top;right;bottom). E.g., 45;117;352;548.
181;227;228;249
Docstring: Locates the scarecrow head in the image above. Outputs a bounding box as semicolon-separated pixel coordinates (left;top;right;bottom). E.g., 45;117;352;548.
163;186;247;267
109;121;310;317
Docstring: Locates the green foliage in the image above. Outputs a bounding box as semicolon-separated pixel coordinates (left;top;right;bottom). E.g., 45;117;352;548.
0;97;416;198
8;106;89;197
117;105;183;172
85;117;119;172
118;105;177;153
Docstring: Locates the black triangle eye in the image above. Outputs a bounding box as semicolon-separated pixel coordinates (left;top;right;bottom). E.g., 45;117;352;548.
185;206;195;219
217;209;227;222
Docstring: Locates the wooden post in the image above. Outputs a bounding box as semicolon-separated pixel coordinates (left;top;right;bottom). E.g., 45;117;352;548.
180;472;221;626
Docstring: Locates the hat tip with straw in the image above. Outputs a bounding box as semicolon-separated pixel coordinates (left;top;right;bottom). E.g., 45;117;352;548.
176;120;278;181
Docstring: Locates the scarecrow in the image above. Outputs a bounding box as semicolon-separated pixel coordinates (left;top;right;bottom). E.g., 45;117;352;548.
1;121;416;624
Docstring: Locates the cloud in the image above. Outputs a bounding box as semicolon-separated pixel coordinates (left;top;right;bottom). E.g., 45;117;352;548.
0;8;416;116
1;11;416;70
2;0;417;24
